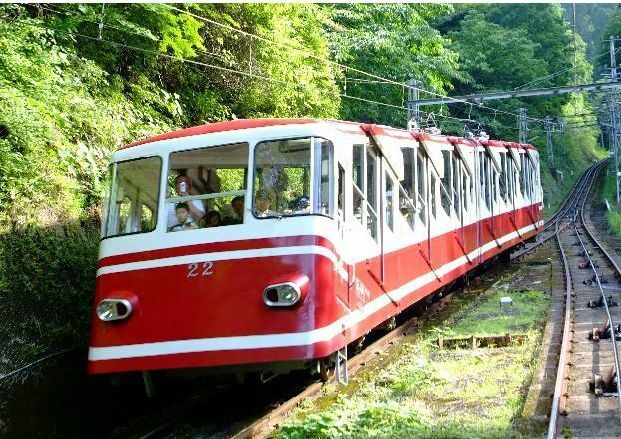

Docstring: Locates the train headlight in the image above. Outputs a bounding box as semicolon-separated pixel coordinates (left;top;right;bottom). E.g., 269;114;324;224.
262;283;301;307
96;299;133;321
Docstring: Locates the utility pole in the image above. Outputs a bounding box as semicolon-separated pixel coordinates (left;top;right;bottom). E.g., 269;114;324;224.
407;79;421;130
519;108;528;144
606;90;621;203
544;116;554;167
604;36;621;81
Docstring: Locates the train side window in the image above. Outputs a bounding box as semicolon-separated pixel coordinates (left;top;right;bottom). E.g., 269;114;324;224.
452;154;461;222
519;154;526;198
366;147;379;241
314;138;334;216
440;150;452;216
483;153;491;210
462;172;468;212
338;164;345;223
352;144;364;225
399;147;415;230
507;156;515;201
417;149;427;226
499;152;508;202
401;147;415;199
492;166;498;205
479;151;485;204
385;171;394;232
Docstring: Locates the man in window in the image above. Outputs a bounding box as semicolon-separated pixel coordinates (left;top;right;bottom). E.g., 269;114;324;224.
167;173;205;229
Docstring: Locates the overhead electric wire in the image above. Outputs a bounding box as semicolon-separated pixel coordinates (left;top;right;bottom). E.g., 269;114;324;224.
36;5;230;63
515;48;619;91
37;4;552;126
5;11;553;138
5;16;450;123
164;4;549;125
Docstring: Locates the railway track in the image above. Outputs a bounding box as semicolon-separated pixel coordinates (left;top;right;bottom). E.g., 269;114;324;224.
229;163;612;439
546;159;621;438
134;162;610;439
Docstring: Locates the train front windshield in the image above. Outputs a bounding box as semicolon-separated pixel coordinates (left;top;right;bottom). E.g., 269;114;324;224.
253;137;333;218
102;136;335;238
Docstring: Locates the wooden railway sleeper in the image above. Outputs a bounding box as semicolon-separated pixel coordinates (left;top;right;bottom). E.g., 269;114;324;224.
588;295;618;309
584;274;608;285
590;367;618;397
589;321;621;342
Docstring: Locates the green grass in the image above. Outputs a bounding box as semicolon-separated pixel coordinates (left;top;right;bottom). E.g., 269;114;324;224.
440;289;550;337
277;286;550;439
602;172;621;237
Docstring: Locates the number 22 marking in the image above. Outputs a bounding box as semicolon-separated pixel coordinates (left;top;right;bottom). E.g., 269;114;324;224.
187;262;214;278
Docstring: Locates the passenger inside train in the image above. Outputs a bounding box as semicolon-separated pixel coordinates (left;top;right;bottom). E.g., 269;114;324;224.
204;210;222;227
169;202;199;232
166;173;205;229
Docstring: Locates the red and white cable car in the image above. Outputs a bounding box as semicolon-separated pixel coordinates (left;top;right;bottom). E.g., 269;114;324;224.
88;118;543;378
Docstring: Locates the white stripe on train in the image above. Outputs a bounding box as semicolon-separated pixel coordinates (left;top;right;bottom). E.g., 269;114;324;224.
88;221;542;361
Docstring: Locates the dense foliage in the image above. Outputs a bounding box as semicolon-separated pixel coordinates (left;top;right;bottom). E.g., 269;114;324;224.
0;3;612;374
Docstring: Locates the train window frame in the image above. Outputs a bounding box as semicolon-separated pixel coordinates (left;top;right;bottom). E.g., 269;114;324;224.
102;155;163;240
252;137;334;220
440;149;452;217
484;153;492;211
366;146;379;241
399;146;416;231
452;153;462;223
351;142;380;243
519;153;526;198
462;171;469;213
337;163;346;225
352;144;365;228
166;142;250;231
430;172;437;220
499;152;508;203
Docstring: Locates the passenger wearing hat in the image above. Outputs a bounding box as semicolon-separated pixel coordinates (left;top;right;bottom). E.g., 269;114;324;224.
254;189;279;217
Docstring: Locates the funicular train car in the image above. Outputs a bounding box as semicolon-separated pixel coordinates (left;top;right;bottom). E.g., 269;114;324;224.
89;119;543;381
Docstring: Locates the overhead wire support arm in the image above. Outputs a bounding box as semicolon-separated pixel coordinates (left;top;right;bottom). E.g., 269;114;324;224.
413;82;621;107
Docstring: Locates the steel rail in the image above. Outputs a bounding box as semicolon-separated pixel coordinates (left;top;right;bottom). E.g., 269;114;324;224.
547;220;572;439
574;225;621;419
513;161;604;260
546;160;608;438
576;159;621;422
547;158;619;438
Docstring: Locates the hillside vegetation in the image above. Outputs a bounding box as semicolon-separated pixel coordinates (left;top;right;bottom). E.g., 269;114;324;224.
0;3;610;375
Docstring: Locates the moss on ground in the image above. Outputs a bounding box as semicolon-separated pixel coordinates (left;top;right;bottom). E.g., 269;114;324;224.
276;284;550;439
